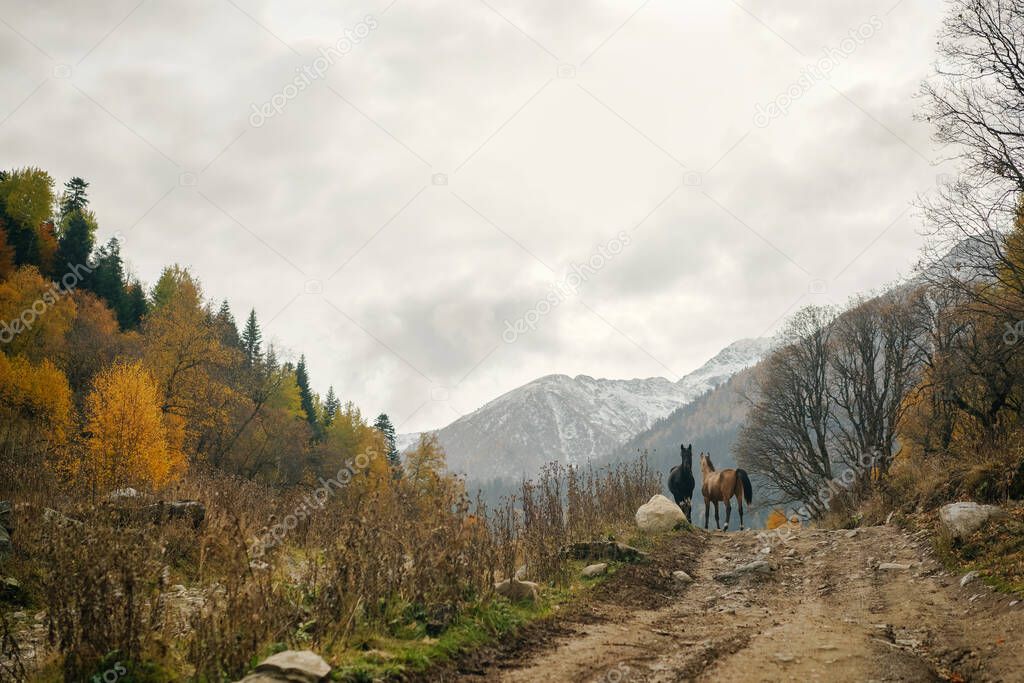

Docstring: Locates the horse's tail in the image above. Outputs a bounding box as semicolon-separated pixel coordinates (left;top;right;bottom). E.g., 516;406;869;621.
736;468;753;504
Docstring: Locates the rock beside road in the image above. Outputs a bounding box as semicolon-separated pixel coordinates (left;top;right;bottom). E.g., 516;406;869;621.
560;541;647;563
636;494;687;532
236;650;331;682
495;578;540;604
939;502;1005;539
582;563;608;578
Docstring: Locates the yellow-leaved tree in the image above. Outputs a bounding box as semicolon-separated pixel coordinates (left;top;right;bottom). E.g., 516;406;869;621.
83;361;185;491
0;353;72;479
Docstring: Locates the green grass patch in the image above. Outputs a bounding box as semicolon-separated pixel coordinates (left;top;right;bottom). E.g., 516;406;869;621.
933;504;1024;598
326;566;596;681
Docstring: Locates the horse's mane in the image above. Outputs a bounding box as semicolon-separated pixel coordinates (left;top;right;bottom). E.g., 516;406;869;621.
702;453;715;471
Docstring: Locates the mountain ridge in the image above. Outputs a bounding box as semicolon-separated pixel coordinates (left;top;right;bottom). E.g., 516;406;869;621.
401;337;774;481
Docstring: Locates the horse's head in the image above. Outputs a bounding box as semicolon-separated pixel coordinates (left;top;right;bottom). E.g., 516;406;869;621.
699;452;714;472
680;443;693;469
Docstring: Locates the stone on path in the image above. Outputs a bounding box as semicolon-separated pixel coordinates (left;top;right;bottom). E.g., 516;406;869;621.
714;560;771;583
672;570;694;584
582;563;608;578
635;494;687;532
939;502;1005;539
960;571;980;588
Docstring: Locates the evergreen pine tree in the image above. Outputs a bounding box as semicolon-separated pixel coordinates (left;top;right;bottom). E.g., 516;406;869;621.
90;238;127;316
323;386;340;427
374;413;401;470
119;279;149;329
295;355;322;440
215;300;242;349
55;210;95;282
58;177;89;219
241;309;263;365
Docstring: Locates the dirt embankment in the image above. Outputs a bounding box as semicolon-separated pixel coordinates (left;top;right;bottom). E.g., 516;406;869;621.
433;525;1023;682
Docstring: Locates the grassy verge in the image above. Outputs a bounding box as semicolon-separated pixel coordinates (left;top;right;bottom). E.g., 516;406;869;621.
931;503;1024;598
326;560;618;681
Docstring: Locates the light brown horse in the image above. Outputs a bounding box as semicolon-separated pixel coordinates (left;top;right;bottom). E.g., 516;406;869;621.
699;452;753;531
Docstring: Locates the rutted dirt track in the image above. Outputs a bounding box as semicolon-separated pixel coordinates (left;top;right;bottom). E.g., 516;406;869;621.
443;526;1024;682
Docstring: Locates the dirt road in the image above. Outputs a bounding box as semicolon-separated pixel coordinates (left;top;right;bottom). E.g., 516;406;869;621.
452;525;1024;682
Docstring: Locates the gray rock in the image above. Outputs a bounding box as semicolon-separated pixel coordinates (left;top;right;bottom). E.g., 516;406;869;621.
960;571;980;587
672;570;694;584
581;563;608;578
494;578;540;604
635;494;687;532
236;650;331;683
559;541;647;563
714;560;771;583
939;502;1005;539
108;487;145;502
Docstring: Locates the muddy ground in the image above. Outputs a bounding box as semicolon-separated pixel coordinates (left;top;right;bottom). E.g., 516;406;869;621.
428;524;1023;682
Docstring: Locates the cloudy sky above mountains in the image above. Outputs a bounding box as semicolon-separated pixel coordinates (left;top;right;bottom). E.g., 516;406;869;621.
1;0;949;432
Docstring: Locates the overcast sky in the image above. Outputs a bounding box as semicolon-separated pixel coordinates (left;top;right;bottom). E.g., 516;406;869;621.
1;0;949;433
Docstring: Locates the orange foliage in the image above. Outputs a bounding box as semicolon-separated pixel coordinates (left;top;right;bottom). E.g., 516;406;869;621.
0;352;72;446
0;266;76;360
83;361;185;490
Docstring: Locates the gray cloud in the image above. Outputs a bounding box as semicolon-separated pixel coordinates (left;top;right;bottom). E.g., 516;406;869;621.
0;0;948;432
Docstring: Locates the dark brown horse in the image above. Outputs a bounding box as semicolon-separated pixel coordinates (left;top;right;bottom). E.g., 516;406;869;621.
699;452;752;531
667;443;695;521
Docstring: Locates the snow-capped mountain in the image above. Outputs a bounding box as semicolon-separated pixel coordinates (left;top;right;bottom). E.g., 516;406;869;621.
402;338;773;482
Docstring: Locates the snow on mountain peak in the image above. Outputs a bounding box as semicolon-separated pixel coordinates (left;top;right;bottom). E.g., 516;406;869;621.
400;337;772;482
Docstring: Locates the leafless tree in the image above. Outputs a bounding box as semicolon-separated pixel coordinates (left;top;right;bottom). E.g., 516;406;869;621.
736;306;837;516
918;0;1024;316
828;289;928;473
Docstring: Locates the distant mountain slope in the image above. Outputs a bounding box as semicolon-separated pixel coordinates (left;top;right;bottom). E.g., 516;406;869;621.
404;338;772;482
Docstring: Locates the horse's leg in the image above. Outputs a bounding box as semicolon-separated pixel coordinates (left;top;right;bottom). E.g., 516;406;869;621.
724;499;732;531
704;499;710;529
738;494;744;531
713;502;720;530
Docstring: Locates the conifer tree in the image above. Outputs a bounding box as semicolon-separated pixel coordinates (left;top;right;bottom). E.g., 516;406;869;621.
215;300;242;349
295;355;321;439
374;412;401;470
55;210;95;281
323;386;340;427
90;238;126;316
119;279;149;329
241;309;262;366
58;176;89;220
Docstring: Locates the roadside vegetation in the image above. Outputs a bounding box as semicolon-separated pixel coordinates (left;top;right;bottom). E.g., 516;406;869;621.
737;0;1024;596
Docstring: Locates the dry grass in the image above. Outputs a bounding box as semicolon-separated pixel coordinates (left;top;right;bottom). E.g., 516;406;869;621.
0;455;660;681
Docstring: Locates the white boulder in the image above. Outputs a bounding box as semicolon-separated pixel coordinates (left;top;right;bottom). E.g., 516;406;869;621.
636;494;686;532
939;502;1005;539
